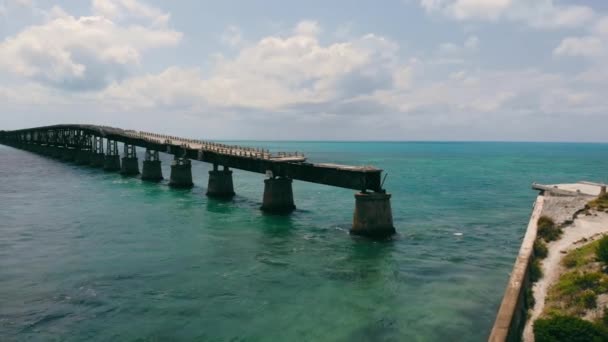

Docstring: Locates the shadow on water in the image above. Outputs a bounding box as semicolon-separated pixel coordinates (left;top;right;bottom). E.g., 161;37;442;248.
258;213;296;238
205;195;240;215
321;231;396;284
341;240;401;341
251;214;297;268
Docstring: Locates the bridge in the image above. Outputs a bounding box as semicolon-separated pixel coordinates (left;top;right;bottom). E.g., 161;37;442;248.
0;124;395;238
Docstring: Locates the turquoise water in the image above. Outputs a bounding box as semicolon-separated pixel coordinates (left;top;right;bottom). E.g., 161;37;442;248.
1;141;607;341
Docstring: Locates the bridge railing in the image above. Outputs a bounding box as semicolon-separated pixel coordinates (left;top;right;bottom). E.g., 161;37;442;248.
112;128;304;161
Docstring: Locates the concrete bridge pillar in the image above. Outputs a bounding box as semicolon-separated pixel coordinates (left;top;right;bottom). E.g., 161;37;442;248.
62;147;76;162
75;148;91;165
75;133;92;165
49;146;61;158
90;136;105;168
41;144;51;156
121;144;139;175
142;149;163;182
351;192;395;238
169;157;193;188
261;177;295;213
104;155;121;171
104;140;121;171
91;153;105;167
206;165;235;198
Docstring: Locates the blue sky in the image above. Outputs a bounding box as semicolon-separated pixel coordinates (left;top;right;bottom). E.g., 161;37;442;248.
0;0;607;141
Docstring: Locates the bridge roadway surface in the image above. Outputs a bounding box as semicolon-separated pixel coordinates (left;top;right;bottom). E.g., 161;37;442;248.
0;124;384;192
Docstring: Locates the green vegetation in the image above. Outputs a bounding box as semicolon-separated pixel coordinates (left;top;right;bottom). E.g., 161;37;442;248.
534;239;548;259
537;215;562;242
526;217;556;316
545;238;608;317
530;259;543;283
563;240;600;269
579;289;598;310
596;236;608;265
588;193;608;211
546;271;607;316
525;286;535;312
535;233;608;341
554;271;603;295
534;315;608;342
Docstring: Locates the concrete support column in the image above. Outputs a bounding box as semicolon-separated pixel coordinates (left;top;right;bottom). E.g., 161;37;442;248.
49;146;60;158
206;166;235;198
104;140;121;171
351;192;395;238
104;155;121;171
90;153;105;167
90;136;105;168
121;144;139;175
261;177;295;214
169;158;193;188
142;149;163;181
62;148;76;162
75;149;91;165
42;145;52;156
121;157;139;175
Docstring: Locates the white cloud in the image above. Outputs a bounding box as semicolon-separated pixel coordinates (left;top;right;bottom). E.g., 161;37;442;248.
464;35;479;49
0;4;182;90
369;67;607;118
554;16;608;59
14;0;33;8
101;67;206;110
101;22;400;110
596;16;608;35
535;5;595;29
420;0;595;29
92;0;170;26
439;35;479;55
79;19;608;126
554;36;605;58
294;20;322;36
450;0;511;21
95;20;608;129
220;26;243;47
2;6;608;141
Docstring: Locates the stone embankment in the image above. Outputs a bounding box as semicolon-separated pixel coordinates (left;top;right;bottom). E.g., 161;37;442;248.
489;181;606;342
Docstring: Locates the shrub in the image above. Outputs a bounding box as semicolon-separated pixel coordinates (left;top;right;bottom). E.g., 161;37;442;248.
588;193;608;211
534;239;549;259
578;289;597;309
537;216;562;242
525;285;536;310
534;315;608;342
562;241;600;269
530;259;543;283
596;236;608;265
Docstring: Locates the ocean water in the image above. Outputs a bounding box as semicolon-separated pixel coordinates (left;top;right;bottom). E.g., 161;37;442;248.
1;141;607;341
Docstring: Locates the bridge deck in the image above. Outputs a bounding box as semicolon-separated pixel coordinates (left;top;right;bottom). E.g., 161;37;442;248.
0;124;384;192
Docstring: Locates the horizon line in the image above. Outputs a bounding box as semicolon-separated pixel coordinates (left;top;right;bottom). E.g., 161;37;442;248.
213;139;608;144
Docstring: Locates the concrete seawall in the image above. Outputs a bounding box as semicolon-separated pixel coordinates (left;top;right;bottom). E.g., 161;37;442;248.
489;195;545;342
